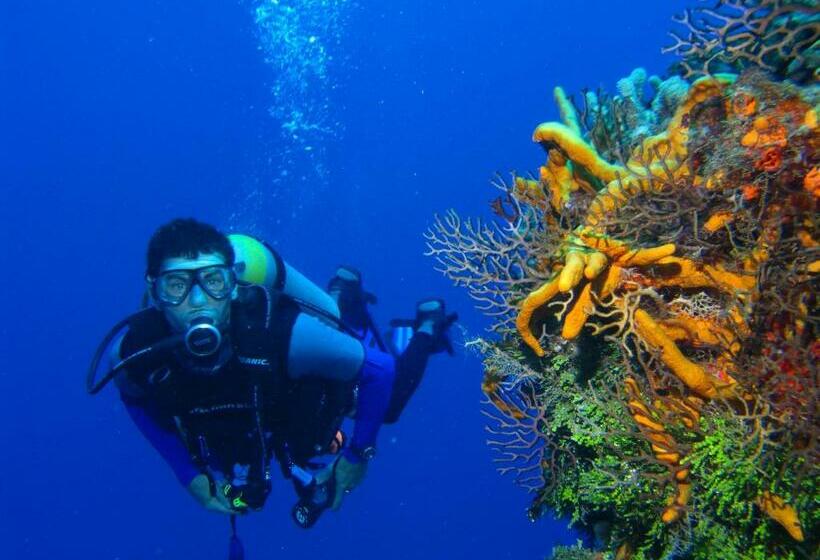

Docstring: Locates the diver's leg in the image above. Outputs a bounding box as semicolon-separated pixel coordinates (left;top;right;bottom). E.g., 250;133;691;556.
383;331;434;424
384;299;457;423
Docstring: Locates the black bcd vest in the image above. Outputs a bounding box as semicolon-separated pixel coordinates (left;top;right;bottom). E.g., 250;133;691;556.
119;285;354;476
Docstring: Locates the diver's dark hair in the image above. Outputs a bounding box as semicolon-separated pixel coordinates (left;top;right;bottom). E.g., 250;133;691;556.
146;218;235;277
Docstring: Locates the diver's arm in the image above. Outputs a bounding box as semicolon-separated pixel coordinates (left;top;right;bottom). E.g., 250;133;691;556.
121;398;201;487
120;394;235;512
111;337;202;488
119;388;237;514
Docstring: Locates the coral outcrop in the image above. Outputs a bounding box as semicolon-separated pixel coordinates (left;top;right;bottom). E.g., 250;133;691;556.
427;3;818;558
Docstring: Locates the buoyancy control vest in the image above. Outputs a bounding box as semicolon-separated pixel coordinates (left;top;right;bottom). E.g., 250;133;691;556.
117;285;355;493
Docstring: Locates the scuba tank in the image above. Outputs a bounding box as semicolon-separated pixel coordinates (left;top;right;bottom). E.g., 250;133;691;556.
228;234;340;321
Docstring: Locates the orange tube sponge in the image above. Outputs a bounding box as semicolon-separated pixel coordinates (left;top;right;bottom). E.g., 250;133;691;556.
553;86;581;136
516;276;560;356
636;74;735;163
533;122;626;183
647;432;676;449
517;256;623;352
585;178;643;226
617;244;678;267
541;150;577;209
576;228;631;259
661;482;691;523
559;252;586;292
703;210;734;232
562;283;593;339
633;414;665;432
655;452;681;463
634;309;718;398
804;166;820;198
650;256;756;293
562;264;622;340
577;228;676;266
658;315;740;353
584;251;608;280
757;491;804;541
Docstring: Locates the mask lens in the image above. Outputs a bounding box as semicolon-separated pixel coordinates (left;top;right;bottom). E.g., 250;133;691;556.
156;271;193;305
197;266;235;299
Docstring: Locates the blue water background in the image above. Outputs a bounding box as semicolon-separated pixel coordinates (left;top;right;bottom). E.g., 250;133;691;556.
2;1;690;558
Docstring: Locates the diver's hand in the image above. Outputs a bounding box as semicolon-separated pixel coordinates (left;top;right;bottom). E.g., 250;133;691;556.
187;473;235;515
332;455;368;510
318;455;368;511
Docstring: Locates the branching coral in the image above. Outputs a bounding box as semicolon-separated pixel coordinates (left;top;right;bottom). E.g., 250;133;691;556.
425;177;561;333
428;49;818;560
663;0;820;84
470;337;574;502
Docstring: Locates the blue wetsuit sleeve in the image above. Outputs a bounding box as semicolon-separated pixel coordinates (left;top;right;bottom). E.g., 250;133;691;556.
123;399;201;487
343;344;396;463
111;335;200;487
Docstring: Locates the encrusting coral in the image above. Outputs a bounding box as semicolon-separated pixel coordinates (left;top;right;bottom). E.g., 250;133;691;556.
426;3;818;558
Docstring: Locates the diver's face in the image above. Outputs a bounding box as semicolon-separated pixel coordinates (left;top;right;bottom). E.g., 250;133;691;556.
153;253;233;333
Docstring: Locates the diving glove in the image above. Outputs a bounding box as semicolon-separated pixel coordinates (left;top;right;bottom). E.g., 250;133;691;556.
390;298;458;355
221;479;271;512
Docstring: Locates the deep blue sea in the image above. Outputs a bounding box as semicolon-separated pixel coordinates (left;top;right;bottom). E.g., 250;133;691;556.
2;1;692;558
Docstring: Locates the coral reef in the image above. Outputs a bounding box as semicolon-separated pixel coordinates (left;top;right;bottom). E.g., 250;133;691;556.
427;4;818;559
664;0;820;84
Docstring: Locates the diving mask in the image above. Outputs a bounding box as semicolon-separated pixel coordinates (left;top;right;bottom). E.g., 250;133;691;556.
152;265;236;306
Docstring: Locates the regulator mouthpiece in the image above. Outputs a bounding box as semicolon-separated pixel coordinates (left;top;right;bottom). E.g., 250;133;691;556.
185;317;222;356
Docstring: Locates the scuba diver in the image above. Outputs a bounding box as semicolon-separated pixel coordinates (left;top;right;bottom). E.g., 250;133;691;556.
87;218;456;556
